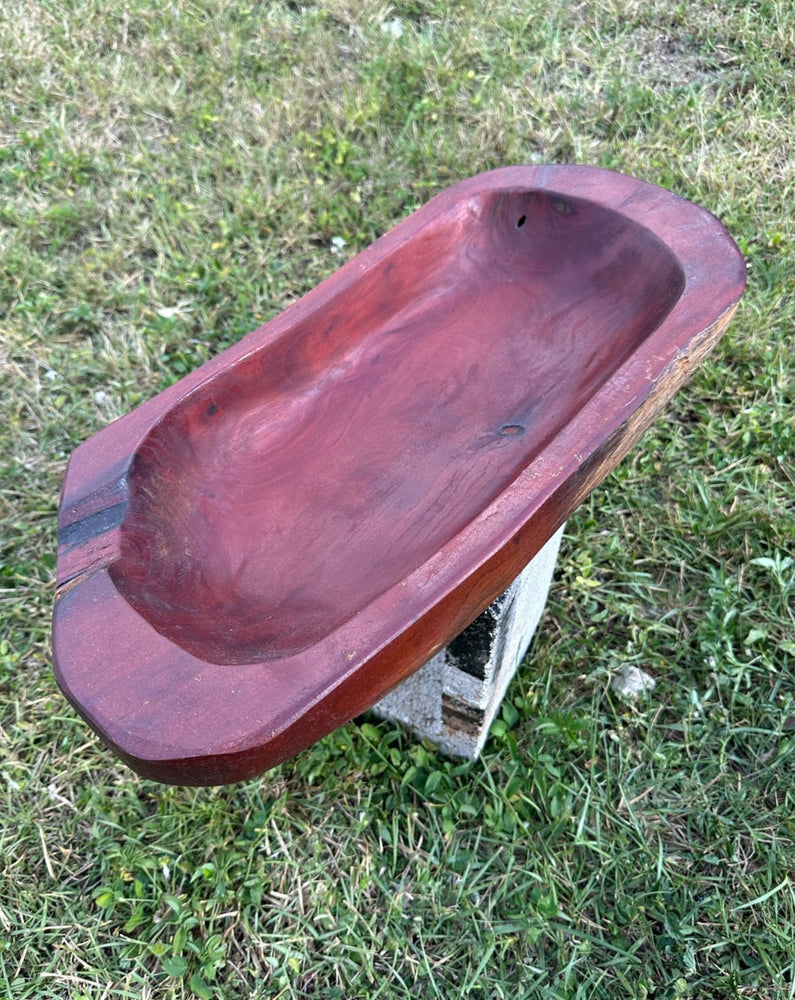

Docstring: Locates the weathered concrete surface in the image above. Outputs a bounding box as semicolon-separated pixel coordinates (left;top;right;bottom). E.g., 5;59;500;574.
372;524;565;757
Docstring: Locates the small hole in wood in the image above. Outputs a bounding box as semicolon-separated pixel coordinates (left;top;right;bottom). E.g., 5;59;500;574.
516;215;526;228
500;423;525;436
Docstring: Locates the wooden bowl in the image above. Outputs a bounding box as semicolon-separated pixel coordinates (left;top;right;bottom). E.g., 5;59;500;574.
53;166;745;784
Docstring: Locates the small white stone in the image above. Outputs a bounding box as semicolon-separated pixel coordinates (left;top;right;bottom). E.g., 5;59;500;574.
380;18;404;39
610;663;656;700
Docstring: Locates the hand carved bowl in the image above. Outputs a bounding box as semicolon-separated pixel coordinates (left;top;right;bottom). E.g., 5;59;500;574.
53;165;745;785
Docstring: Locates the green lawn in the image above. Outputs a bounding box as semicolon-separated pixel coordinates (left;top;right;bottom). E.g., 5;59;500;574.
1;1;793;997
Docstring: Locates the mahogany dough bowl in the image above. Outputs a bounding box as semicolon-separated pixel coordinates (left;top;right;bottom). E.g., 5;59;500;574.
53;166;745;785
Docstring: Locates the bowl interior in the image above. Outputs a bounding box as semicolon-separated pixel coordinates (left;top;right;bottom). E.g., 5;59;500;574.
111;189;685;664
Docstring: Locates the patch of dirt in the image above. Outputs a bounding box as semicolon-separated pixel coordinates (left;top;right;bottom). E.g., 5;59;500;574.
632;28;723;88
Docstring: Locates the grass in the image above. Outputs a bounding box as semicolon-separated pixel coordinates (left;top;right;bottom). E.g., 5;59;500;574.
1;0;793;996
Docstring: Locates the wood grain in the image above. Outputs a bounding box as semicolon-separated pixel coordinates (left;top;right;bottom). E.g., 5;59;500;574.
53;166;746;785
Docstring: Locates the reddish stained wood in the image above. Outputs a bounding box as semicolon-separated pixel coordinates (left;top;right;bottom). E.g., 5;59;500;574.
52;166;746;785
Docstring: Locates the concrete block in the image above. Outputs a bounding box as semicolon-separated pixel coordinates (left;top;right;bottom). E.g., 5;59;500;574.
372;523;565;758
